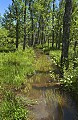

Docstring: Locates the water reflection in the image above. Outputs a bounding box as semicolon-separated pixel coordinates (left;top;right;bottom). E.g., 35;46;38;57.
26;50;78;120
27;85;77;120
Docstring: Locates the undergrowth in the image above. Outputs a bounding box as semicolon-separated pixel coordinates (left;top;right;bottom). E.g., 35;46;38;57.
48;47;78;96
49;50;61;66
0;91;28;120
0;47;35;88
0;47;35;120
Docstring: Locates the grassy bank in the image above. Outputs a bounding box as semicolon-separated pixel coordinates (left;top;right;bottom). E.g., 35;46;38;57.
0;47;35;120
48;46;78;97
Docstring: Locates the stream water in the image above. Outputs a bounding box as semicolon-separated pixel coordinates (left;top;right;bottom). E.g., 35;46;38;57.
23;49;78;120
27;73;78;120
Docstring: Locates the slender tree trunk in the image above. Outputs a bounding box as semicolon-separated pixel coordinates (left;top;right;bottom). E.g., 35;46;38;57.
73;41;77;51
23;0;26;50
31;10;34;46
58;28;62;49
16;19;19;49
12;0;19;49
28;32;31;46
41;16;44;48
38;21;40;44
52;0;55;48
61;0;72;72
39;15;41;44
73;41;77;68
29;1;34;46
38;16;41;44
15;6;19;49
56;31;58;49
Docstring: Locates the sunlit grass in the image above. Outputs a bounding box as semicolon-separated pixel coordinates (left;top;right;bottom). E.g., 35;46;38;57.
35;55;51;72
0;47;35;88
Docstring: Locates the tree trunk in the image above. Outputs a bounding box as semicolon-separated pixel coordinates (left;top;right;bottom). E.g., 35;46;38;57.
31;11;34;46
23;0;26;50
16;19;19;49
38;21;40;44
41;16;44;48
12;0;19;49
61;0;72;72
73;41;77;51
58;28;62;49
73;41;77;68
38;16;41;44
56;31;58;49
15;6;19;49
29;1;34;46
52;0;55;48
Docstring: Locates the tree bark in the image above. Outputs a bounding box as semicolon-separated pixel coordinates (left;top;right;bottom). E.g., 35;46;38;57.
29;1;34;46
41;16;44;48
23;0;26;50
58;28;62;49
52;0;55;48
16;18;19;49
15;5;19;49
12;0;19;49
61;0;72;71
38;16;41;44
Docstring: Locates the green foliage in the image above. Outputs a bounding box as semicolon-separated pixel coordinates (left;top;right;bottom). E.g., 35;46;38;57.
0;28;8;47
60;64;78;94
49;47;78;95
49;50;61;65
0;28;15;52
0;47;35;87
0;91;28;120
0;28;8;37
60;47;78;94
71;0;78;42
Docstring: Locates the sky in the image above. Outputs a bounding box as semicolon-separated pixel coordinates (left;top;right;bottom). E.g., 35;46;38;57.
0;0;59;16
0;0;12;16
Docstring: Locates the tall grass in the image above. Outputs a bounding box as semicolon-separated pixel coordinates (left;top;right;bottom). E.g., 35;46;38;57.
0;47;36;120
0;47;35;87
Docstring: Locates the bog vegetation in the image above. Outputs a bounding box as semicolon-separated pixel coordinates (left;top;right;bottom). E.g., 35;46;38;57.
0;0;78;119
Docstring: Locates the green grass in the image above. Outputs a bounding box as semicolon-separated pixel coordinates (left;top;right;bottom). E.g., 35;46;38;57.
0;47;36;120
0;47;35;88
0;91;28;120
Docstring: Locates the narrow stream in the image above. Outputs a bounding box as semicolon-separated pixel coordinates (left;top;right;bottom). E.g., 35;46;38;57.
27;73;78;120
23;49;78;120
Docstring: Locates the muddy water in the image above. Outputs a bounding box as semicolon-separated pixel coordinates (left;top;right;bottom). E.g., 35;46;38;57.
26;49;78;120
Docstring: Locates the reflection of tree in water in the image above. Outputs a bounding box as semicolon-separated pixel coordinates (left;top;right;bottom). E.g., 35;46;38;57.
31;73;50;83
41;89;63;120
27;75;77;120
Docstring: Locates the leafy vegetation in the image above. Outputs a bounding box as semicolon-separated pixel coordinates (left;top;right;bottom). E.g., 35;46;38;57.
49;50;61;66
0;91;28;120
48;45;78;96
0;47;35;87
0;47;35;119
0;28;15;52
60;46;78;94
